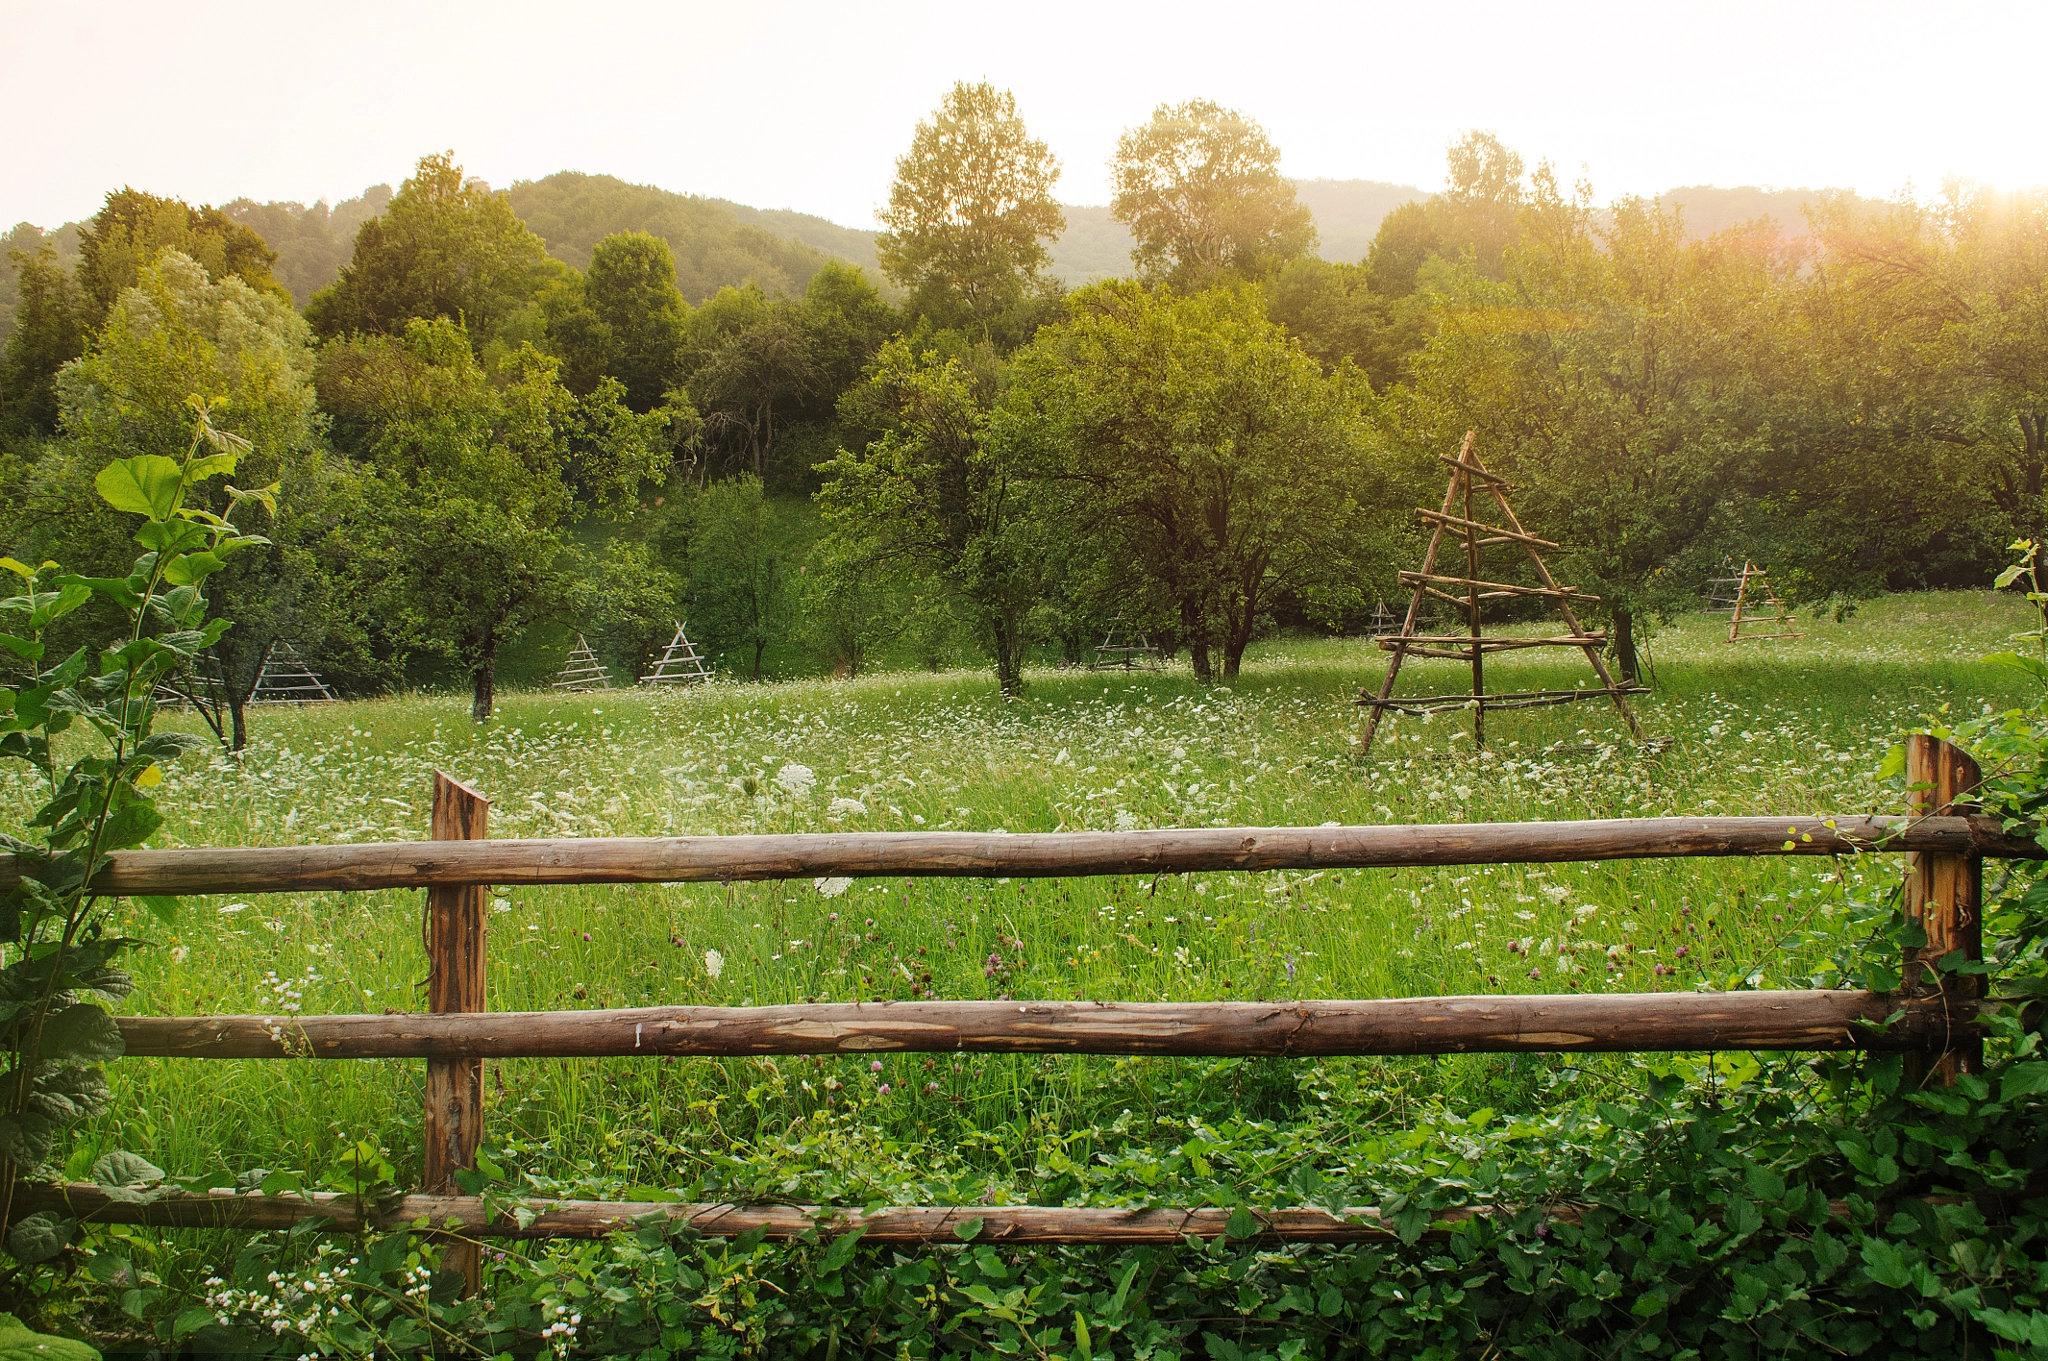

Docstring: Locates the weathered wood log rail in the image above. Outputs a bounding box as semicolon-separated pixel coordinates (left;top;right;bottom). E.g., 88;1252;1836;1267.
116;990;1977;1060
2;737;2024;1278
0;815;2032;896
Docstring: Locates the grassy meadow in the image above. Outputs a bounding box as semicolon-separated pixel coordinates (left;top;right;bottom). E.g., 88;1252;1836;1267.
0;591;2031;1217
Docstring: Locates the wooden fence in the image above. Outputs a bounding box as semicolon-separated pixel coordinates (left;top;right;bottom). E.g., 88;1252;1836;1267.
0;734;2027;1288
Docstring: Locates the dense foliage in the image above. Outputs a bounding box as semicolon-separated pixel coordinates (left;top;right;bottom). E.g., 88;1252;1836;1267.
4;106;2044;704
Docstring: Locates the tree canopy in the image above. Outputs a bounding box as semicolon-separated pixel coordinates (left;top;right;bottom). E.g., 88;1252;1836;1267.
876;82;1065;342
1110;99;1316;289
306;153;554;352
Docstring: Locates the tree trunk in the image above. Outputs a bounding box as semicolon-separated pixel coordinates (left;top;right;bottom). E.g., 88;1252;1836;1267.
1612;606;1638;686
471;654;496;723
229;697;248;752
1180;597;1212;683
992;618;1026;697
752;642;766;682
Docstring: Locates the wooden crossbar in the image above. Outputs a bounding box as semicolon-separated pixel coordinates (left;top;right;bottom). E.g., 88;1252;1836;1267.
1413;509;1559;550
111;991;1979;1061
1;816;2033;898
1357;685;1650;714
1399;571;1596;601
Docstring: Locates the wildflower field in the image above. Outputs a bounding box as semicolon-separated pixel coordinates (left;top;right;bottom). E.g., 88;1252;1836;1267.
0;591;2014;1207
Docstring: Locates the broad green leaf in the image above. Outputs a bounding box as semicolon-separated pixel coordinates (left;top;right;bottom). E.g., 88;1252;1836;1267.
2001;1061;2048;1101
1859;1236;1912;1289
92;1149;163;1189
0;1112;56;1166
58;575;143;611
0;1311;97;1359
227;482;279;519
1225;1206;1260;1239
185;452;238;482
4;1212;75;1264
94;456;184;520
819;1228;864;1271
97;801;163;853
160;552;224;587
951;1216;984;1242
132;519;208;554
0;636;43;664
38;1002;124;1064
91;1150;164;1203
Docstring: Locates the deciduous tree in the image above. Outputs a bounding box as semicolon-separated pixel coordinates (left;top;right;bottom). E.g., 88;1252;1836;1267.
819;336;1047;694
306;153;554;352
877;82;1065;342
996;283;1384;680
1110;99;1315;289
317;318;666;718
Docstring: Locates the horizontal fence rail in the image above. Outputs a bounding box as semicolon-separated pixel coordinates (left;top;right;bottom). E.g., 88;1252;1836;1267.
16;1181;2002;1246
117;991;1980;1060
1;814;2038;898
9;1185;1489;1243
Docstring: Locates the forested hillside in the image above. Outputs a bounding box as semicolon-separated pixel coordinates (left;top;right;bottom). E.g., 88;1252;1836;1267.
0;90;2037;722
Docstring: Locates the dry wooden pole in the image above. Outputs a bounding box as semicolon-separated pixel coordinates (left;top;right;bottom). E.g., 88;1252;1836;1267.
1481;468;1644;741
8;1180;1986;1245
424;772;488;1293
1358;432;1473;753
3;815;2039;899
1466;456;1485;748
1904;735;1985;1086
114;990;1978;1061
12;1182;1448;1243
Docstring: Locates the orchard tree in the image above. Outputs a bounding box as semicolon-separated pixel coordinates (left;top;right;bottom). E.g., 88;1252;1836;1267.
307;152;554;351
996;282;1384;680
819;336;1047;694
688;474;797;679
317;318;667;718
1811;185;2048;529
26;251;358;747
1398;171;1785;680
1110;99;1316;289
876;82;1065;342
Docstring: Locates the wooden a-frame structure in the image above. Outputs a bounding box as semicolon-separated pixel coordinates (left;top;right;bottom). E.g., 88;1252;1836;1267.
1087;616;1162;671
552;635;613;692
1356;432;1645;754
1726;561;1801;643
640;622;713;686
249;640;337;705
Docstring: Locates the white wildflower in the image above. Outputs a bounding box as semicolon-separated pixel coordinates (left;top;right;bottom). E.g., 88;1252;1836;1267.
775;763;817;798
704;949;725;979
827;796;867;818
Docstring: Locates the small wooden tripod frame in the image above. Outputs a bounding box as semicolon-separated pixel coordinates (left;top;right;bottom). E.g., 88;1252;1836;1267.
1357;432;1646;754
1726;561;1801;643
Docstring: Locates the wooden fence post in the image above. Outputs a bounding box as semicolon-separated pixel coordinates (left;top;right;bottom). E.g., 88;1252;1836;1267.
425;772;489;1293
1903;734;1984;1086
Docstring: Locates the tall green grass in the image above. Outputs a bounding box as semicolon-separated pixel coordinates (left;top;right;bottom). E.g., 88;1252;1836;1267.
0;591;2029;1204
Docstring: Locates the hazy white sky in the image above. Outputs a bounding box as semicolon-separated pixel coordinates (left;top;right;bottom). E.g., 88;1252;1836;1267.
1;0;2041;231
